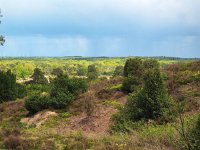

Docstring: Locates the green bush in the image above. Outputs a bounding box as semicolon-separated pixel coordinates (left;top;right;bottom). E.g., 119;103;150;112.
122;58;160;93
122;76;142;93
0;70;17;102
51;75;88;97
49;91;74;109
123;58;144;77
16;83;27;99
25;93;49;114
87;65;98;80
25;75;88;113
31;68;48;84
125;69;176;123
26;84;51;97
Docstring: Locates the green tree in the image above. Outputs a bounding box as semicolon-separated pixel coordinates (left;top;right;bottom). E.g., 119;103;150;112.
124;58;144;77
0;70;17;102
125;68;176;122
31;68;48;84
87;65;98;80
122;58;144;93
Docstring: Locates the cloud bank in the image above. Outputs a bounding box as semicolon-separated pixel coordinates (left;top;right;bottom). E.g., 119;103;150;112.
0;0;200;57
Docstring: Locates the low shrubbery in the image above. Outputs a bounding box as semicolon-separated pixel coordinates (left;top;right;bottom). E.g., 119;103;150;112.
25;75;88;114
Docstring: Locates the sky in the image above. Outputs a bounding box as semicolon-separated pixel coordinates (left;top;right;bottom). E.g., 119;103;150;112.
0;0;200;57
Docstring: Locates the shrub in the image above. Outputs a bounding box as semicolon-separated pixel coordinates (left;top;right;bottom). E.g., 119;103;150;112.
122;58;144;93
122;58;160;93
122;76;142;93
51;75;88;96
25;93;49;114
49;91;74;109
143;59;160;70
0;70;17;102
26;84;51;97
16;83;27;99
87;65;98;80
113;66;124;77
25;75;88;113
124;58;144;77
31;68;48;84
125;69;176;123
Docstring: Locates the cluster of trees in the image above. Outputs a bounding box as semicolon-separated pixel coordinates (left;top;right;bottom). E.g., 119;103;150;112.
112;58;177;132
25;72;88;114
0;58;125;79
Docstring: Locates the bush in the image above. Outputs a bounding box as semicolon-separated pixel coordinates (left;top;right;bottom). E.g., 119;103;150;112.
51;75;88;97
0;70;17;102
25;93;49;114
143;59;160;70
25;75;88;113
113;66;124;77
123;58;144;77
31;68;48;84
16;83;27;99
122;76;142;93
49;91;74;109
26;84;51;97
125;69;176;123
87;65;98;80
122;58;160;93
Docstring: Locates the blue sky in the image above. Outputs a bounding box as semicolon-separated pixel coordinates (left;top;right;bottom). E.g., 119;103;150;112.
0;0;200;57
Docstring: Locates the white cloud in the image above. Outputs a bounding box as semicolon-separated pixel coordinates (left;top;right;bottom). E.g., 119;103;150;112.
1;0;200;26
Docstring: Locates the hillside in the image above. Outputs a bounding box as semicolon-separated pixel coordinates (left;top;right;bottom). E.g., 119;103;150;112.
0;60;199;150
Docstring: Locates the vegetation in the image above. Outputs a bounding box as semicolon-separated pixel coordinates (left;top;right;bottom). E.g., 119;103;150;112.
125;68;176;122
0;70;16;102
31;68;48;84
25;74;88;114
87;64;99;80
0;57;199;150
